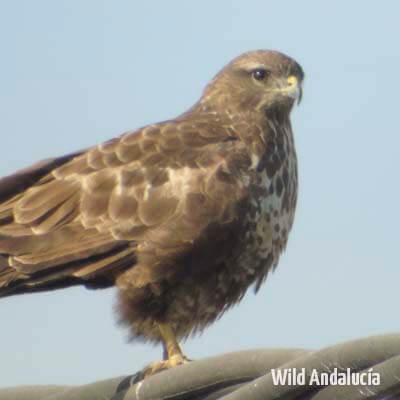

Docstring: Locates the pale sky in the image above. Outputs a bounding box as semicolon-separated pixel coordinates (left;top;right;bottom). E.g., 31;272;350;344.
1;0;399;387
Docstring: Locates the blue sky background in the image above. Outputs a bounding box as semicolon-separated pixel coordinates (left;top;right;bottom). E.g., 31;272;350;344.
1;0;399;387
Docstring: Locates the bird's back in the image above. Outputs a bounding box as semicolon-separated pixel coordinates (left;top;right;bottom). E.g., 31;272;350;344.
0;116;250;298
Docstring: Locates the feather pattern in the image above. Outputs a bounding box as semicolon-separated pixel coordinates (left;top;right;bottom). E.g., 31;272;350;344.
0;50;303;348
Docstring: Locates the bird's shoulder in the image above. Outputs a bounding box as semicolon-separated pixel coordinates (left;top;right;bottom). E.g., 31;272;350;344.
0;118;254;238
55;117;245;178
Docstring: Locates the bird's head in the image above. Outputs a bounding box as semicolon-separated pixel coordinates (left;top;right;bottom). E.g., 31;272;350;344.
201;50;304;117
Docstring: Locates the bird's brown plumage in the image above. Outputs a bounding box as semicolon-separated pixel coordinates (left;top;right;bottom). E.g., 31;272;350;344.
0;50;303;360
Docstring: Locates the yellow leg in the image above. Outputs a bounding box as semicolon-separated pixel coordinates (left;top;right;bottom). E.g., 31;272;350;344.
142;323;189;378
159;323;185;366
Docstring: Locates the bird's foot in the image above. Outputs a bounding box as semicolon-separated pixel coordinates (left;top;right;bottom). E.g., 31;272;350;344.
142;354;191;378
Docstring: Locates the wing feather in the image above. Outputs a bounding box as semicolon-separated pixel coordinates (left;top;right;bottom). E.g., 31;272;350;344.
0;118;249;296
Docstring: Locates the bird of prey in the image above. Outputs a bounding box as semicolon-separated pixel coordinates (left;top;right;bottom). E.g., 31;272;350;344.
0;50;304;375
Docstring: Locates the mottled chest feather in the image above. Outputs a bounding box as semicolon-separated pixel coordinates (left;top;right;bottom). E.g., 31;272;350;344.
233;117;298;288
154;117;299;340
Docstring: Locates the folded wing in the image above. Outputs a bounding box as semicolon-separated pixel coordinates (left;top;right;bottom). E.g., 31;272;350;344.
0;120;250;296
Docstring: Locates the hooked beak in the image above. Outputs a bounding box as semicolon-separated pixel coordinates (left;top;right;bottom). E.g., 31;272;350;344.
282;75;302;104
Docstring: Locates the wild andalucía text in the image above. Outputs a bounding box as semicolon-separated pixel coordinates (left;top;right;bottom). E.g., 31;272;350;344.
271;367;380;386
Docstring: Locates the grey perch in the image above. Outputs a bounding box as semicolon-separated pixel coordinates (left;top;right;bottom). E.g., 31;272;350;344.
1;333;400;400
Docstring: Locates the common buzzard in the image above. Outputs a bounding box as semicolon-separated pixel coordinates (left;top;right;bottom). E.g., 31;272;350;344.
0;50;304;375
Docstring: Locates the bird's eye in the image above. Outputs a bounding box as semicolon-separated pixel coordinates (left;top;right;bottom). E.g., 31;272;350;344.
251;68;269;81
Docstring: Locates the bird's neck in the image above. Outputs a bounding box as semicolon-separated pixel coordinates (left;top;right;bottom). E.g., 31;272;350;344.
225;107;294;159
178;101;294;161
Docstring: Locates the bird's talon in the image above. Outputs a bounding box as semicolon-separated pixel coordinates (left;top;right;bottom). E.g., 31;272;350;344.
142;356;191;378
